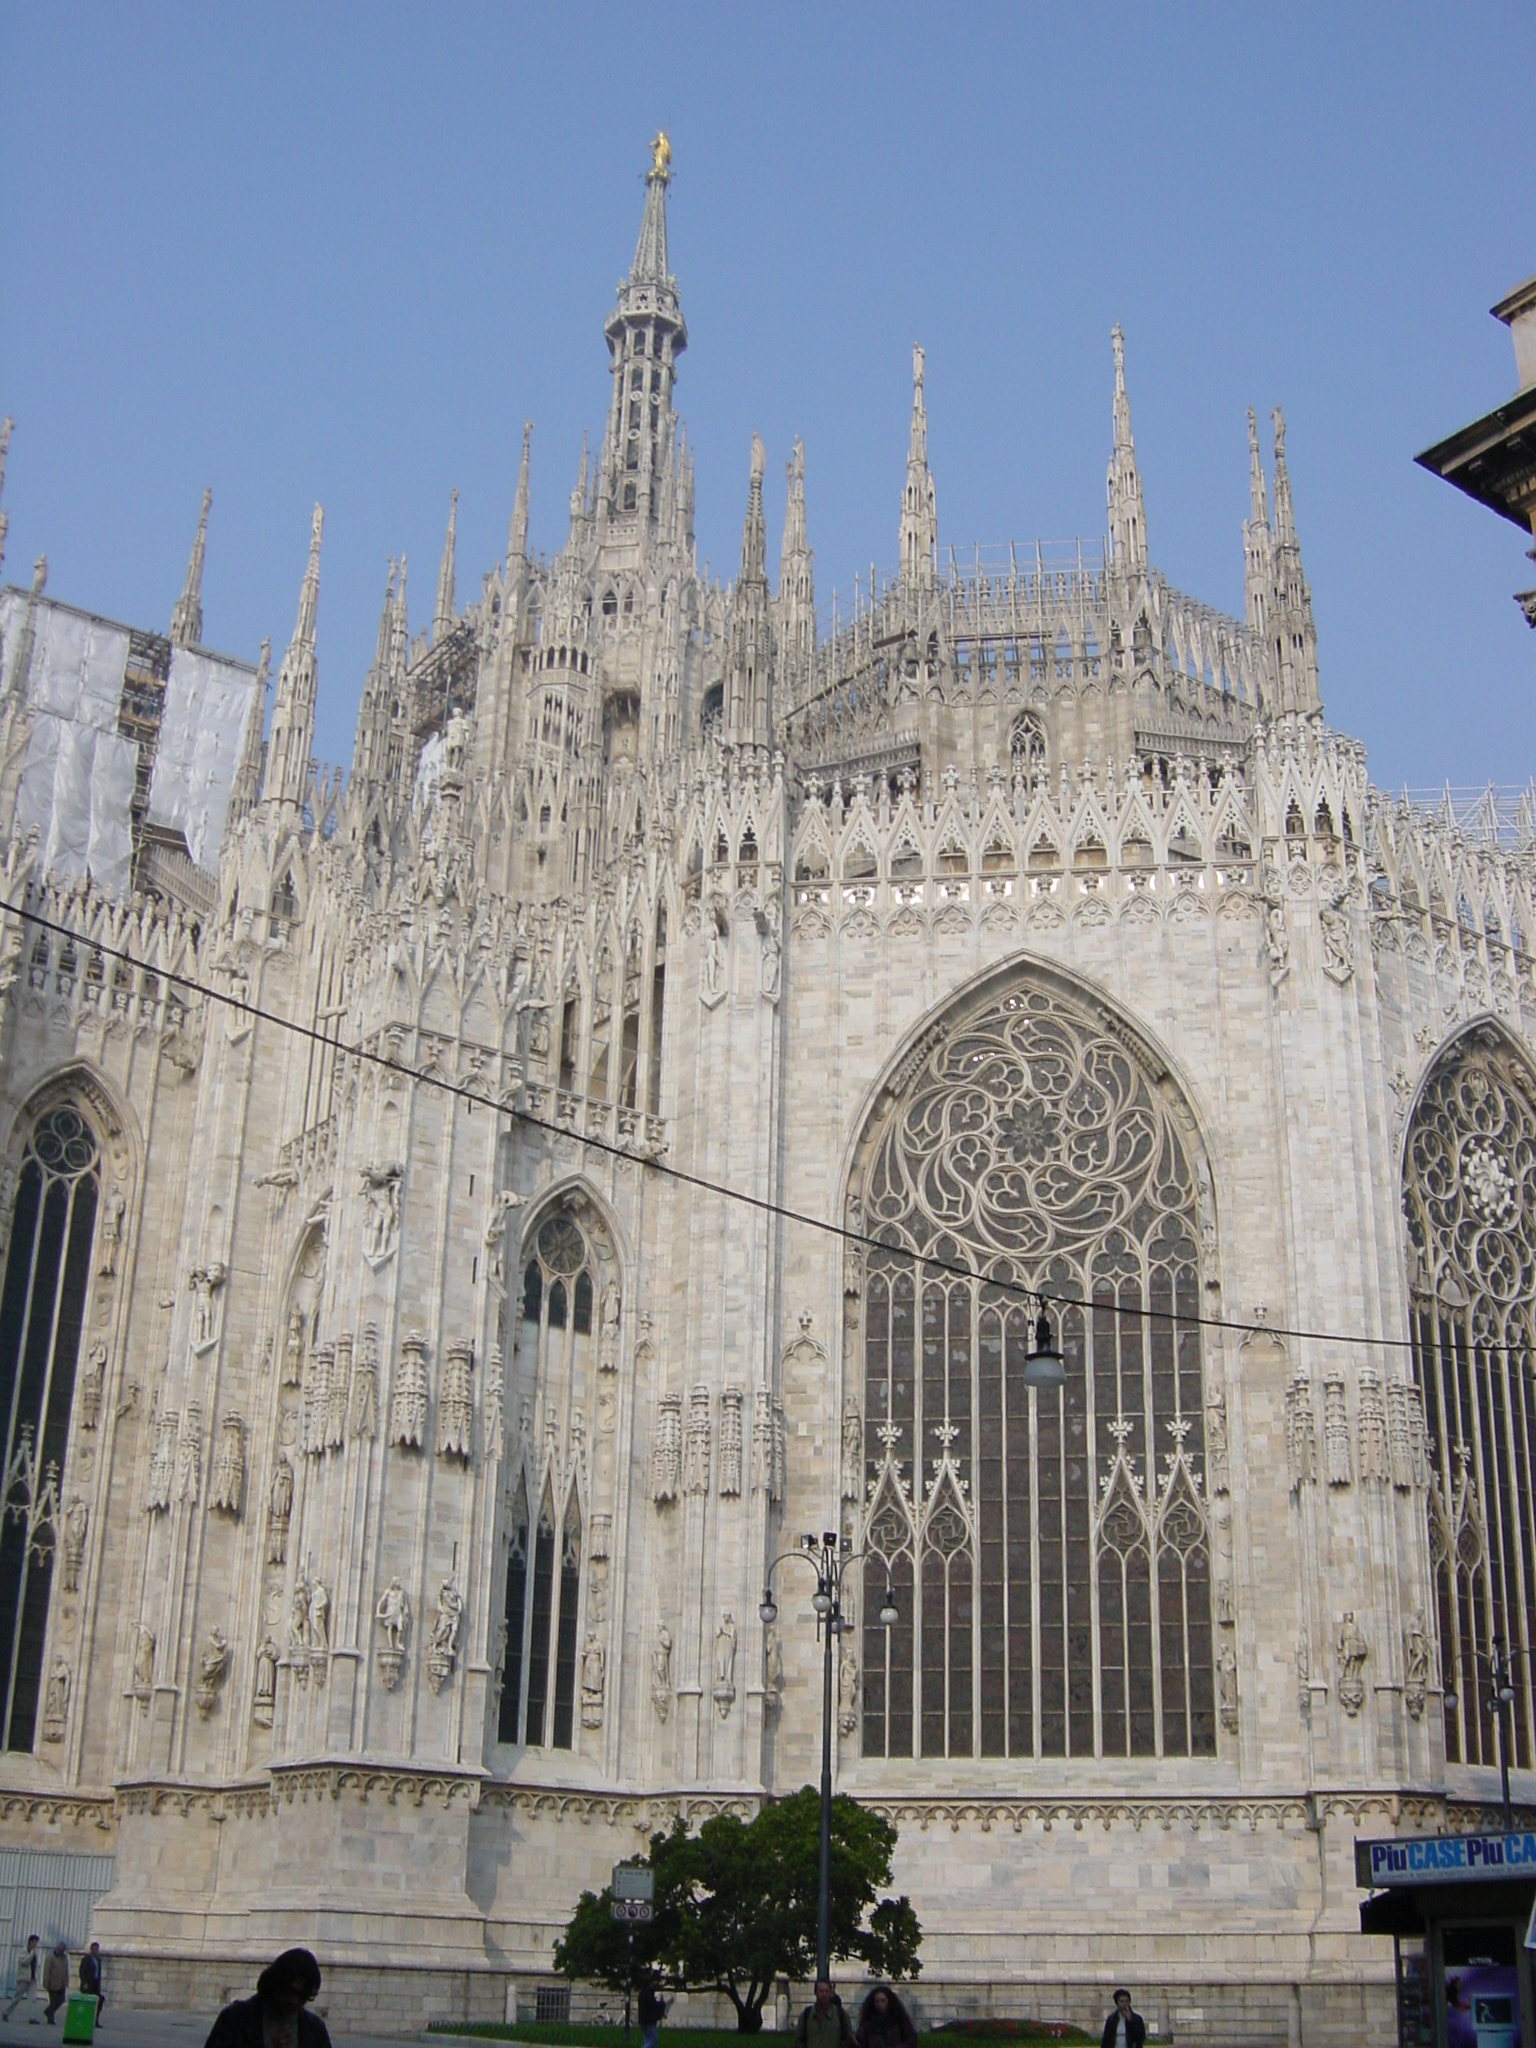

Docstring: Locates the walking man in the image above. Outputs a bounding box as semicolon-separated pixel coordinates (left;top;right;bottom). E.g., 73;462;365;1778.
637;1974;667;2048
42;1942;69;2025
1099;1989;1146;2048
3;1934;38;2019
79;1941;105;2023
795;1979;853;2048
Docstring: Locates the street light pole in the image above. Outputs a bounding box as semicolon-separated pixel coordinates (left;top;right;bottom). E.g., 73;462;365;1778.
1493;1638;1515;1833
761;1533;900;1988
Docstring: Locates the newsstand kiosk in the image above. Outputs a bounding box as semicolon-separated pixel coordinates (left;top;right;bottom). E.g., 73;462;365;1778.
1358;1830;1536;2048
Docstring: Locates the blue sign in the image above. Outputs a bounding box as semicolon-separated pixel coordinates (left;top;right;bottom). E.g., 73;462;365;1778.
1356;1832;1536;1888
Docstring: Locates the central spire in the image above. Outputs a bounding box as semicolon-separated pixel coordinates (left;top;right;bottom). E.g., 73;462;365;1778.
1106;326;1147;578
170;487;212;647
599;139;688;534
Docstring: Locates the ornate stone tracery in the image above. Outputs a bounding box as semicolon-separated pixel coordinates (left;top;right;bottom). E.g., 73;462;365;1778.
852;971;1216;1763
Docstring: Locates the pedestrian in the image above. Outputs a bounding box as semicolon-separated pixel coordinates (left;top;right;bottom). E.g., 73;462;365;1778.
42;1941;69;2026
795;1979;853;2048
855;1985;917;2048
79;1941;104;2023
203;1947;330;2048
1100;1988;1146;2048
3;1934;38;2019
637;1974;668;2048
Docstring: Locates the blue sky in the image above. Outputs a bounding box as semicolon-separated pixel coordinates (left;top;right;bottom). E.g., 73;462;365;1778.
1;4;1531;790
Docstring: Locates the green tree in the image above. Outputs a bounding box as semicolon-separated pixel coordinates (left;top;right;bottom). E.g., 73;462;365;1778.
553;1790;921;2034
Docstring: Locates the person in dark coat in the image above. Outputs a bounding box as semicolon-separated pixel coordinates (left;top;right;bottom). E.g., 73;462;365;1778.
203;1948;330;2048
855;1984;918;2048
1100;1989;1146;2048
637;1975;668;2048
79;1941;104;2020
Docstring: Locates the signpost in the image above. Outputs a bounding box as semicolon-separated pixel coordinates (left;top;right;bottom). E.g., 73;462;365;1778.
612;1865;655;2046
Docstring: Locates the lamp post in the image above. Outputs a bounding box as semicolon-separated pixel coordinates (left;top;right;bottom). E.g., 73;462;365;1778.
760;1535;899;1981
1444;1637;1527;1833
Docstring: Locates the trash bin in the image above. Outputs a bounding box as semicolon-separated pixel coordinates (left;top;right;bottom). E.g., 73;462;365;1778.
61;1990;98;2043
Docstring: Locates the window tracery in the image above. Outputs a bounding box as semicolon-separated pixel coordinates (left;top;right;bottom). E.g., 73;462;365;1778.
0;1104;101;1752
1404;1025;1536;1768
854;978;1215;1763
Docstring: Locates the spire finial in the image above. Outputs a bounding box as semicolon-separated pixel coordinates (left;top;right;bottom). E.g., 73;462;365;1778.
649;132;671;182
1112;323;1126;389
263;508;323;809
899;345;937;589
170;486;212;647
433;489;458;644
740;434;767;584
294;504;323;645
1106;326;1147;576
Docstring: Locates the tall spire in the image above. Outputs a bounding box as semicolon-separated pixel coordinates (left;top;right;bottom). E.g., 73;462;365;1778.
508;422;532;563
898;345;938;591
1266;409;1321;717
433;489;458;645
0;416;11;578
726;435;772;748
631;132;672;284
1242;408;1274;638
169;487;212;647
262;505;323;810
777;437;815;704
229;637;270;830
1106;326;1148;577
352;561;396;792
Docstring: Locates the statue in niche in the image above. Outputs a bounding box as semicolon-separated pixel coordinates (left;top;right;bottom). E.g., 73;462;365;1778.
483;1189;524;1287
359;1163;402;1265
702;910;724;1000
195;1627;231;1715
580;1632;605;1729
308;1578;331;1654
252;1636;278;1728
713;1611;738;1718
763;1624;783;1712
133;1627;154;1692
41;1657;69;1742
79;1343;107;1430
62;1496;87;1592
1403;1611;1429;1721
289;1581;311;1654
760;926;781;1002
375;1577;411;1690
265;1456;293;1565
1335;1611;1368;1717
838;1647;859;1737
599;1284;621;1372
282;1308;305;1386
427;1579;463;1694
651;1625;673;1722
840;1397;862;1502
97;1187;125;1278
188;1263;226;1350
1218;1644;1239;1733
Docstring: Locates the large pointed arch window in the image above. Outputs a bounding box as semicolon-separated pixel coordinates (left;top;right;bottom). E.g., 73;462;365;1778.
498;1208;597;1750
854;980;1216;1763
1404;1026;1536;1767
0;1105;100;1751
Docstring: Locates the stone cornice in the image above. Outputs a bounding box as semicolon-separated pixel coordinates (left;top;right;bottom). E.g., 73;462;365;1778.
0;1790;115;1834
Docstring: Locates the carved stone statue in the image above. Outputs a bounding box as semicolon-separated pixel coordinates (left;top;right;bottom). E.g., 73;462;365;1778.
580;1631;605;1729
61;1496;87;1592
702;912;724;999
427;1579;463;1694
195;1627;231;1714
840;1396;862;1502
760;927;781;1002
837;1646;859;1736
308;1578;331;1655
188;1263;226;1350
375;1577;411;1691
376;1577;410;1654
1403;1611;1429;1720
651;1625;673;1722
41;1656;69;1742
133;1626;154;1692
1335;1611;1368;1717
712;1610;737;1717
79;1343;107;1430
763;1623;783;1712
265;1456;293;1565
289;1580;311;1654
359;1163;402;1264
283;1307;305;1387
599;1283;621;1373
252;1636;278;1728
97;1185;125;1277
1218;1644;1239;1733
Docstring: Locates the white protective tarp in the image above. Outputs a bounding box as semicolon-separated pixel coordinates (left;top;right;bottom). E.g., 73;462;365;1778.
11;605;135;895
146;646;257;867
